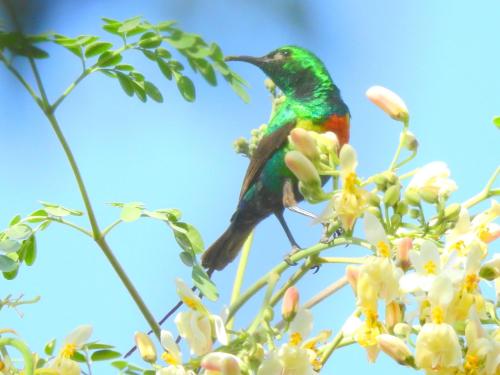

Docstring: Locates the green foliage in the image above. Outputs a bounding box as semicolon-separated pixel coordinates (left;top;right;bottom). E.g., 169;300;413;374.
493;116;500;129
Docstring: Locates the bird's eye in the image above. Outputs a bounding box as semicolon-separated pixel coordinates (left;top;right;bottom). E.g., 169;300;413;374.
281;50;291;57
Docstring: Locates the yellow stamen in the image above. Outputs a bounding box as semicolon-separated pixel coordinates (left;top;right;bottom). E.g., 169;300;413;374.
289;332;302;346
357;309;382;347
0;360;5;371
377;241;390;258
181;297;199;310
60;343;76;358
344;172;357;193
311;358;322;371
423;260;437;274
431;306;444;324
477;225;491;243
464;274;479;293
162;351;180;365
464;354;480;373
450;240;465;255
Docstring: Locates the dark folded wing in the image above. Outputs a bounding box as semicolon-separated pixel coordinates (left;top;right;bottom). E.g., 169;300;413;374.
239;120;296;200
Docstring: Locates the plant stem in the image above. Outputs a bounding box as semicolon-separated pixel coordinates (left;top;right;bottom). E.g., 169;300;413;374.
0;337;34;375
46;217;93;237
389;123;409;171
227;231;254;330
320;308;360;365
318;256;367;264
302;276;348;310
51;69;92;112
102;219;123;238
226;237;373;322
463;166;500;208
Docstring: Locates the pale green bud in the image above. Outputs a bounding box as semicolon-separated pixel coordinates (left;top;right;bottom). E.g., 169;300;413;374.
289;128;319;160
366;206;382;219
384;185;401;207
391;213;402;228
409;209;420;219
401;131;418;151
134;331;157;363
285;151;321;187
479;256;500;281
444;203;461;221
396;201;408;215
419;189;439;204
368;192;381;207
404;189;421;206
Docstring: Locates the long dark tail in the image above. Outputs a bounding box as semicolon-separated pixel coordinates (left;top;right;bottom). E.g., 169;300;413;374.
201;219;257;271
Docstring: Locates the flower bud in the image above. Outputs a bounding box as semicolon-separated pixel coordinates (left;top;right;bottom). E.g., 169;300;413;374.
384;185;401;207
201;352;241;375
366;206;382;219
316;131;339;154
367;192;381;207
396;237;412;270
373;173;388;191
377;334;413;365
264;78;276;92
395;201;408;215
366;86;409;123
393;323;412;338
479;255;500;281
444;203;461;221
339;144;358;171
391;214;402;228
404;189;421;206
419;189;439;204
385;302;404;330
282;286;300;321
401;131;418;151
290;128;319;160
409;208;420;219
345;265;360;295
285;151;321;187
134;331;157;363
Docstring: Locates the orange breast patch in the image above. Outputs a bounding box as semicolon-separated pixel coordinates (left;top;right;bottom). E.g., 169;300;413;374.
322;114;350;146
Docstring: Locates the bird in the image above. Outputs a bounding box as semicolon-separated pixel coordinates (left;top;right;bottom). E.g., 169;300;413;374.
201;46;350;271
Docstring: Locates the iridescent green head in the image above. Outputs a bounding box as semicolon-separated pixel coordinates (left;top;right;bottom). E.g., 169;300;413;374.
226;46;339;101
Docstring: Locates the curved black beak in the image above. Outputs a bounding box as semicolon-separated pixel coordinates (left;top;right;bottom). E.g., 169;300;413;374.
224;55;266;66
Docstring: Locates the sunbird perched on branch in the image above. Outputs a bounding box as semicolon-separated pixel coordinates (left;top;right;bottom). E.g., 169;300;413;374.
202;46;350;271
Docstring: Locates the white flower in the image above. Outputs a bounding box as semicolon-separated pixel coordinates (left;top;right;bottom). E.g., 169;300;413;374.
46;357;81;375
400;240;441;292
160;330;182;366
377;334;413;365
257;344;317;375
364;212;392;257
415;322;462;372
201;352;242;375
157;366;195;375
289;307;313;342
407;161;457;202
175;310;213;356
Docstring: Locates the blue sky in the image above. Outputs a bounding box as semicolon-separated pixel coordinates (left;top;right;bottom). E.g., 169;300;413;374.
1;0;499;373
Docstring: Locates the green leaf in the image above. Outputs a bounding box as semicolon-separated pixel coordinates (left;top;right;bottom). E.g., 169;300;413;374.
156;20;176;31
165;32;197;49
493;116;500;129
139;32;162;49
230;81;250;103
0;254;17;272
76;35;99;46
97;51;123;67
176;76;196;102
192;265;218;301
53;35;83;57
44;339;56;356
3;265;19;280
209;43;224;62
70;351;87;363
116;72;135;97
195;59;217;86
141;48;156;61
85;41;113;58
132;80;147;102
112;360;128;370
168;60;184;72
115;64;135;71
179;251;194;267
0;239;21;253
186;46;211;59
156;58;172;80
118;17;143;34
120;203;144;222
23;236;37;266
40;201;83;217
143;371;155;375
9;215;21;226
5;224;32;241
144;81;163;103
26;209;48;223
156;47;171;59
84;342;115;350
172;222;204;254
91;349;122;361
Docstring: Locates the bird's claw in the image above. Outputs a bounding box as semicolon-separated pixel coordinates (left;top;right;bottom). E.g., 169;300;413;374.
284;246;300;266
310;264;321;274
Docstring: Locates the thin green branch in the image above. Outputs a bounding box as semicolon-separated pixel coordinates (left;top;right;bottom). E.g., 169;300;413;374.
389;121;409;171
102;219;123;238
227;231;254;330
51;69;92;112
463;166;500;209
45;217;93;237
318;256;367;264
226;237;374;322
0;52;42;108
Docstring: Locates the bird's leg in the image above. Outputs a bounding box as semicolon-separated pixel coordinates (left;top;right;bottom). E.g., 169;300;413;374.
274;210;300;266
282;179;319;220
